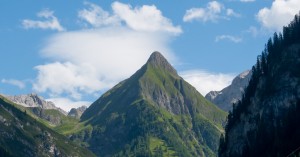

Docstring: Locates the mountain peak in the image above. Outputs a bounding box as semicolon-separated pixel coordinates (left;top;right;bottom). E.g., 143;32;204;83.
146;51;177;75
148;51;165;61
81;51;227;157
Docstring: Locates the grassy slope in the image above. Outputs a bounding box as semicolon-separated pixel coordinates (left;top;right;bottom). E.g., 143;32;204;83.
0;95;96;157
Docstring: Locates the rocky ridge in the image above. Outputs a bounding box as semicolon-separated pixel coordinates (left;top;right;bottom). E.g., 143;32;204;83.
68;106;87;119
3;93;67;115
205;70;252;111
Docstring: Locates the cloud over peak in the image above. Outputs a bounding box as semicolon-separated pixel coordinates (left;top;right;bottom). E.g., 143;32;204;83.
33;2;179;102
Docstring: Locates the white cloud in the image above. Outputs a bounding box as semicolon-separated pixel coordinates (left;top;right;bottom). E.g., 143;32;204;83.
215;35;242;43
22;9;65;31
183;1;240;22
33;62;109;100
226;9;241;17
1;79;25;89
257;0;300;31
183;1;223;22
240;0;255;2
78;2;120;27
180;70;235;95
78;2;182;34
47;97;91;112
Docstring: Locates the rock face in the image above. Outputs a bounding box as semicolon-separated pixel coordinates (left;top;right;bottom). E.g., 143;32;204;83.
77;51;227;157
4;93;67;115
219;15;300;157
205;70;252;111
0;95;96;157
68;106;87;119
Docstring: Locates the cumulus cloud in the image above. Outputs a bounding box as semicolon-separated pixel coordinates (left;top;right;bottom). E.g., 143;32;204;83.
33;23;175;101
1;79;25;89
183;1;240;22
79;2;182;34
215;35;242;43
22;9;65;31
180;70;235;95
257;0;300;31
112;2;182;34
47;97;91;112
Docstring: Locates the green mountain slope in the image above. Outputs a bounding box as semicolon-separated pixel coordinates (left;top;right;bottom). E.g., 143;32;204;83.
25;107;84;135
0;95;96;157
76;52;227;156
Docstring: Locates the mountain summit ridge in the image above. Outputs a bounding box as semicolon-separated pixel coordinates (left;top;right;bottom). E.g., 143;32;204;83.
146;51;177;75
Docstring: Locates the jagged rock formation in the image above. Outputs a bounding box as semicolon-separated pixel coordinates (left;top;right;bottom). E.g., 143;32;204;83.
75;51;227;157
205;70;252;111
0;95;95;157
3;93;67;115
219;14;300;157
68;106;87;119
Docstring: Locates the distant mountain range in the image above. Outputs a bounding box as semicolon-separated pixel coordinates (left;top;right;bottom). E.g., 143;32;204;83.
205;70;252;112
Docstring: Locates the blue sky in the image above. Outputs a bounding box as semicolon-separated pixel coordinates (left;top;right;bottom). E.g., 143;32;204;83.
1;0;300;111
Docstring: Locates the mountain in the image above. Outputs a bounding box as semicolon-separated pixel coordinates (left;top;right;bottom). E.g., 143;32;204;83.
4;93;67;115
219;14;300;157
205;70;252;111
0;95;95;157
74;52;227;157
68;106;87;119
